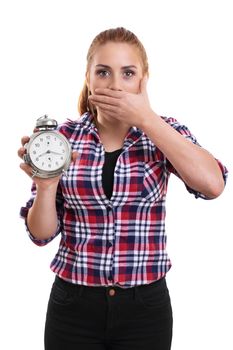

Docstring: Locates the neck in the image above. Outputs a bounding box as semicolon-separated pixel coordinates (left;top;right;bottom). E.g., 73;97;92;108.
96;113;130;135
95;113;130;152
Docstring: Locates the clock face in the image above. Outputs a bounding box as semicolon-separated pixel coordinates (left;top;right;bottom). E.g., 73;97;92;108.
29;132;69;172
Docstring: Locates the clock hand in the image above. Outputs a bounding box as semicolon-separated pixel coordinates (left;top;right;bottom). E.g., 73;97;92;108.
49;150;63;156
38;150;50;158
37;150;63;158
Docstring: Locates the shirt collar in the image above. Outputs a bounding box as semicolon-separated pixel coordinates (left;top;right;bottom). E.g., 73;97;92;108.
78;112;143;145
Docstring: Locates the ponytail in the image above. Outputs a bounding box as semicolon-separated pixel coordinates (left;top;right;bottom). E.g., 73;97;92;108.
78;81;96;117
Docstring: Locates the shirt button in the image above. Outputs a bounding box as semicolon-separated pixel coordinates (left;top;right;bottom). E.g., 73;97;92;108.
109;288;115;296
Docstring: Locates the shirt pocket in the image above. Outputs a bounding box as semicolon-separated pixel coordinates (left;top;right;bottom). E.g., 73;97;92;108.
141;161;168;203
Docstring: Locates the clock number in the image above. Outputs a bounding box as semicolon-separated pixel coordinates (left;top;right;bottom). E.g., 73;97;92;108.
35;143;40;148
39;138;43;142
46;136;50;140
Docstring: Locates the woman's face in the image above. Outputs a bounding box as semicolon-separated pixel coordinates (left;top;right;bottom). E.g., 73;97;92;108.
87;42;144;94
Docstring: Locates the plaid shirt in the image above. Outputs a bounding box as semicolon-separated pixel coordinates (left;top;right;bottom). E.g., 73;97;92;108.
20;113;228;288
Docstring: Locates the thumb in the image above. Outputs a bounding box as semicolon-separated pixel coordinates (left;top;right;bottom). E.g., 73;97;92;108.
71;151;79;163
140;75;148;95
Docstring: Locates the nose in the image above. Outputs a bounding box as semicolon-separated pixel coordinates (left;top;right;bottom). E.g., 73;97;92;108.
108;75;122;91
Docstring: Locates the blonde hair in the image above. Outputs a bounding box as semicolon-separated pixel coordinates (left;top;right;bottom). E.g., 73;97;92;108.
78;27;149;116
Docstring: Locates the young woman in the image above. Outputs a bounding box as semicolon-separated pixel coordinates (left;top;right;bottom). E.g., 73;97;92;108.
19;27;228;350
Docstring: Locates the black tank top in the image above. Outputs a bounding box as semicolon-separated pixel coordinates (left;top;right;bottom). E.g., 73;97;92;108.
102;149;122;200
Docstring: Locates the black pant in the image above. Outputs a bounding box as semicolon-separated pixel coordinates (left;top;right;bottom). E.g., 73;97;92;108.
44;276;173;350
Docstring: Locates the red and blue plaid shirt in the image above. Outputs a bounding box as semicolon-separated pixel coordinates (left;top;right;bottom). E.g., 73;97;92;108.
20;113;228;288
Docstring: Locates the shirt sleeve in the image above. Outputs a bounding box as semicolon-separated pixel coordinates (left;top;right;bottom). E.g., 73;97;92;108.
19;181;64;246
162;116;228;199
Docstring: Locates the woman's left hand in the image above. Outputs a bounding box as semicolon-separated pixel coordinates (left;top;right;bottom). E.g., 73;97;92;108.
88;76;154;128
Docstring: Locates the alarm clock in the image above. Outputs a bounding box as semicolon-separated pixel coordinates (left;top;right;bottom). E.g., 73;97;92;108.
24;115;72;178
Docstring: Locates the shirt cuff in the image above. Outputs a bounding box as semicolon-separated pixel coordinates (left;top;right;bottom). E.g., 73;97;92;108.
185;158;228;200
25;220;61;246
20;202;61;246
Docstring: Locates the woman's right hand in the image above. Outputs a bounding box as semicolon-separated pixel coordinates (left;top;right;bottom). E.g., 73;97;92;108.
18;136;78;190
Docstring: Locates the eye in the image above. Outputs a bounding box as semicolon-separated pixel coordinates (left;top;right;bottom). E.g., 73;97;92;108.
96;69;110;77
123;70;136;78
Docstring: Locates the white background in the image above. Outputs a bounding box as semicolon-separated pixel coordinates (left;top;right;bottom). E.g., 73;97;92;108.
0;0;232;349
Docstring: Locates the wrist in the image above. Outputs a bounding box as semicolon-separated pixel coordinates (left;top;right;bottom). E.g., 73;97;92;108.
36;180;59;194
139;110;160;131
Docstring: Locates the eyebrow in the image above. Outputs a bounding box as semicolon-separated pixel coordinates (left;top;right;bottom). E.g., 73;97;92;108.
95;64;138;70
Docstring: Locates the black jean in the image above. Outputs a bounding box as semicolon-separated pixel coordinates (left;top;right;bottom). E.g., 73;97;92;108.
44;275;173;350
